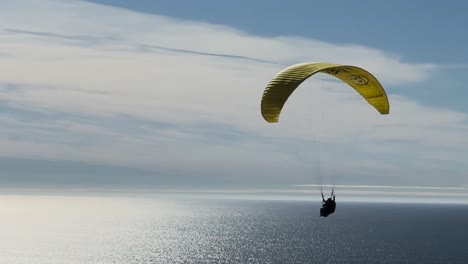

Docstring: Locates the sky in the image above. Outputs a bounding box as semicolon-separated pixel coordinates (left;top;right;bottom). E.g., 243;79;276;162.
1;0;468;198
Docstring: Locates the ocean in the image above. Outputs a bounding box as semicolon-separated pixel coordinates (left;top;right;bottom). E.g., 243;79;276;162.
1;194;467;264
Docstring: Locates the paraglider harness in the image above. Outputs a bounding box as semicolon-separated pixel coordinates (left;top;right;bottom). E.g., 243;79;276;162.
320;190;336;217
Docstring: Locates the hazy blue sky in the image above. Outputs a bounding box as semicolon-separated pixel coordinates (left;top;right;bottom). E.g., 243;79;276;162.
1;0;467;191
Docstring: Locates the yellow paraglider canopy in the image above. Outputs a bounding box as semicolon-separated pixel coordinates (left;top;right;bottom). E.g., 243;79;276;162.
261;62;390;123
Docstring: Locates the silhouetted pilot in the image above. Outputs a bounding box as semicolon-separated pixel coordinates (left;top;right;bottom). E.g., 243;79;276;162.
320;190;336;217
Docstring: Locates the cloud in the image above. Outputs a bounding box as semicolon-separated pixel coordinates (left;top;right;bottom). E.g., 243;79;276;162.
0;0;467;188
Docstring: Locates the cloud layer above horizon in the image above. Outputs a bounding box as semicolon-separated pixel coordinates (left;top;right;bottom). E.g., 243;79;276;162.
0;0;467;188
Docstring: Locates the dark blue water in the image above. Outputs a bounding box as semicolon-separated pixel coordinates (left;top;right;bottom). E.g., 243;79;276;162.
146;199;468;264
3;196;468;263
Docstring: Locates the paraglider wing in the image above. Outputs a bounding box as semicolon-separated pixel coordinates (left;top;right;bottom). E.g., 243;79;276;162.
260;62;390;123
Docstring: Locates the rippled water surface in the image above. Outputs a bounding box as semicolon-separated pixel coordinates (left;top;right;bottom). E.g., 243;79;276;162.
1;195;467;263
